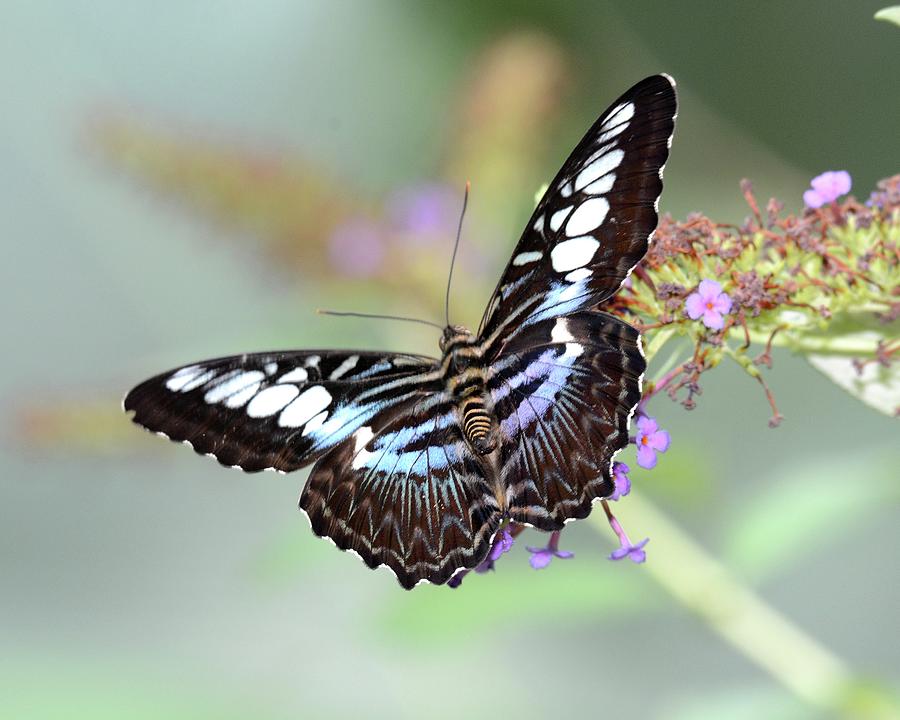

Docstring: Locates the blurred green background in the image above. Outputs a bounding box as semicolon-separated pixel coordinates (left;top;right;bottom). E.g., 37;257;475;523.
1;2;897;719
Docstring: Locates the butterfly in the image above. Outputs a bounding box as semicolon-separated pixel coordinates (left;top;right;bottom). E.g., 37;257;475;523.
124;75;677;589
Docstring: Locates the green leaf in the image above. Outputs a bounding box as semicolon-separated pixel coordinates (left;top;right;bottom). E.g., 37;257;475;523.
723;451;899;581
875;6;900;27
807;353;900;417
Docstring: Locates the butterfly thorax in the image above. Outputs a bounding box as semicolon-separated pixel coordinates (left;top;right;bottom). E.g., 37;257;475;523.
440;325;497;455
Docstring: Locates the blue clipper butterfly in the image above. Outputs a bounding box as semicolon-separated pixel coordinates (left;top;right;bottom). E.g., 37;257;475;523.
124;75;677;589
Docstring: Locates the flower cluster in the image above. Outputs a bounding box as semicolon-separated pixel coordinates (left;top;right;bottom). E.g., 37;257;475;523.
607;171;900;425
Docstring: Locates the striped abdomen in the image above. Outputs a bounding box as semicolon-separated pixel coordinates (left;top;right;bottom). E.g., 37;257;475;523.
461;395;496;454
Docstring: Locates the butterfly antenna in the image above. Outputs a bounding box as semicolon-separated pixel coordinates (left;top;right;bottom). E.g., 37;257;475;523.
316;309;444;330
445;180;470;327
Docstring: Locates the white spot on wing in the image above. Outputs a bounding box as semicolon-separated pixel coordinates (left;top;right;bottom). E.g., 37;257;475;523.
301;411;328;437
225;379;263;408
549;206;571;232
605;101;635;129
204;370;262;404
278;385;332;428
596;125;626;145
583;173;616;196
246;383;300;418
264;362;278;375
550;236;600;272
166;366;202;392
566;197;610;235
180;369;217;392
549;320;583;358
565;267;592;282
278;367;309;383
575;149;623;190
351;426;375;469
551;318;575;343
329;355;359;380
563;342;583;358
512;251;543;266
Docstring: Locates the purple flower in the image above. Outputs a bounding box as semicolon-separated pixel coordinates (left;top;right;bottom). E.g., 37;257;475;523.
609;537;649;563
685;279;733;330
803;170;851;209
475;528;514;573
526;530;574;570
327;218;386;277
607;461;631;501
605;508;649;564
634;415;670;470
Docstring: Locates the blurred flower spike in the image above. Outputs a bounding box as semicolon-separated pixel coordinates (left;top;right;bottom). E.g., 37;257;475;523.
685;279;732;330
634;416;671;470
388;183;460;243
327;218;386;277
803;170;852;209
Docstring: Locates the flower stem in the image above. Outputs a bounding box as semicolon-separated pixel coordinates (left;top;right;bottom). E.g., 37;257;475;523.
590;492;900;718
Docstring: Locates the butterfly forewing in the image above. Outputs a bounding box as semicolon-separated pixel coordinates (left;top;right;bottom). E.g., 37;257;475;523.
478;74;676;354
124;350;442;472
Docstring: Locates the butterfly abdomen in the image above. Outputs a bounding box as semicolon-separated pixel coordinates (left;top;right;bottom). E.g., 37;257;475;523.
460;395;496;454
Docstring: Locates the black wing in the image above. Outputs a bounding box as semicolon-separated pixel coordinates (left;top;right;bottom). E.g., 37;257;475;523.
301;394;502;589
481;75;676;528
487;312;645;530
477;74;677;354
124;350;442;472
125;350;503;587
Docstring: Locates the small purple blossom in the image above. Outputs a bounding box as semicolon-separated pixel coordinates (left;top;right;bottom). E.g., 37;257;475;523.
609;537;649;563
526;531;574;570
685;279;733;330
607;461;631;501
475;527;514;574
634;415;670;469
803;170;851;209
604;506;649;564
491;528;514;559
449;527;515;587
327;218;386;277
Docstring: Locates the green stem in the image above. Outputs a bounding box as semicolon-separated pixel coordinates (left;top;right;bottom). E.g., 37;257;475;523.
591;492;899;718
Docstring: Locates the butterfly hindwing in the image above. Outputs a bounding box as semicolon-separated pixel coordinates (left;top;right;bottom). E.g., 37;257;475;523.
478;74;676;352
124;350;442;473
487;311;645;530
301;396;502;588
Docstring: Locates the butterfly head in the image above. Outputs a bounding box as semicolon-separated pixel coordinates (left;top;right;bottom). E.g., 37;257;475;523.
439;324;475;354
